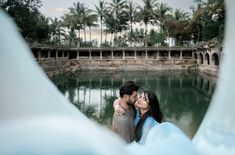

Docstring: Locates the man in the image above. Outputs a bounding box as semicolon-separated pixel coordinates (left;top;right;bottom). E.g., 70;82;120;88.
112;81;139;143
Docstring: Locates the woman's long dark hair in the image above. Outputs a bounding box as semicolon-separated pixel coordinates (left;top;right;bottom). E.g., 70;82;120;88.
144;90;163;123
135;90;163;142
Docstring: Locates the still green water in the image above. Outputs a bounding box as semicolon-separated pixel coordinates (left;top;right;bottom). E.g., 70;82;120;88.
51;71;216;139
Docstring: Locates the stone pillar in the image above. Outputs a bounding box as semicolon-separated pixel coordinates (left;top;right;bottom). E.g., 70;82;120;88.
48;51;50;58
157;51;159;60
209;53;212;66
37;50;41;59
55;50;58;60
180;51;182;60
220;52;223;65
37;50;41;62
168;51;171;60
134;51;137;60
145;51;148;60
89;51;91;60
122;51;125;59
100;51;103;60
203;53;206;66
77;51;79;60
111;51;113;60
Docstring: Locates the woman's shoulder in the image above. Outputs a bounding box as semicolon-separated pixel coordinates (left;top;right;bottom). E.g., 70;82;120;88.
146;116;157;122
144;116;158;126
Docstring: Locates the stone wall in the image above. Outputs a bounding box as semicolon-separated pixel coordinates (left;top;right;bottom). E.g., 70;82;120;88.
77;59;197;71
31;46;221;77
37;58;80;77
31;47;197;75
195;39;222;76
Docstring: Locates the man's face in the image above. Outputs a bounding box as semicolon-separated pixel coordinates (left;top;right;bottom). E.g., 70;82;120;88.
128;91;138;104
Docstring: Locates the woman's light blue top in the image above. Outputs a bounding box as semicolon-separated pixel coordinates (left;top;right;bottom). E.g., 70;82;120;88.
134;112;159;145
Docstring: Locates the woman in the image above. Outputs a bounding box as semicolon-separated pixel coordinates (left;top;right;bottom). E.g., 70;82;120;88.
113;90;163;145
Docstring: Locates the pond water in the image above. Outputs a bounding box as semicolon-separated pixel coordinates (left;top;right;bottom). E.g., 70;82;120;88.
51;70;216;139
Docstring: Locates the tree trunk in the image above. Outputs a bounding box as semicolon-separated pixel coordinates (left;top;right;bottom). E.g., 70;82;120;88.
58;28;61;45
78;29;81;47
197;24;200;43
84;26;86;43
130;21;133;47
114;32;117;47
111;33;114;47
100;19;103;47
89;26;92;44
144;23;148;47
105;31;107;44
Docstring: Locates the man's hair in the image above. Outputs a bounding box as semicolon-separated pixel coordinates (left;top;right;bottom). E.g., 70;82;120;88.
119;81;139;98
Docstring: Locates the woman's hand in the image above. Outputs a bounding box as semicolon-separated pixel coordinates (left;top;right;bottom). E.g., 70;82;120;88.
113;99;124;115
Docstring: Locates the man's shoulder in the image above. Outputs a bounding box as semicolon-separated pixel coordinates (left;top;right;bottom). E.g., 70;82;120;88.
113;113;129;119
113;113;131;123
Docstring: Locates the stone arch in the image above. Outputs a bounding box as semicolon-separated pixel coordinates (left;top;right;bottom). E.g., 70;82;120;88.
205;53;210;65
199;53;204;64
212;53;219;66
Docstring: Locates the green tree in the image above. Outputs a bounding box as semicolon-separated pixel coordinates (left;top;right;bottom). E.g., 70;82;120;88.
0;0;52;43
155;3;172;33
167;9;190;46
108;0;128;47
35;15;50;43
127;28;144;46
103;9;115;45
50;17;64;45
127;1;137;47
148;29;165;46
95;0;107;47
61;14;77;47
137;0;158;47
68;2;86;47
190;0;225;43
86;14;98;45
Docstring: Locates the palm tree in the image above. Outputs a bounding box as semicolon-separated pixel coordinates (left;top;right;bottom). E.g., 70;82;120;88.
69;2;86;46
50;17;64;45
83;8;93;44
108;0;128;47
137;0;158;47
61;13;77;47
86;14;98;45
155;3;172;33
35;15;51;43
95;0;107;47
104;9;116;46
190;0;225;43
127;1;137;47
190;3;206;42
167;9;190;46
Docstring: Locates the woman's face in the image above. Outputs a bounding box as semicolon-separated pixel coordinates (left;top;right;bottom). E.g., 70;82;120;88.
135;92;149;110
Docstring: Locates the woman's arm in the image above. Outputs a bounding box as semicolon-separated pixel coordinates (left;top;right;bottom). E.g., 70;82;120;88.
138;117;157;145
113;98;124;115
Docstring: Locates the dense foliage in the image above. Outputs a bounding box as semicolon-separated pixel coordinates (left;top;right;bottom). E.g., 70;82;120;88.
0;0;225;47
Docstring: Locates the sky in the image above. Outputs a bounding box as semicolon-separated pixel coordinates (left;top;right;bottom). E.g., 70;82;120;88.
40;0;196;18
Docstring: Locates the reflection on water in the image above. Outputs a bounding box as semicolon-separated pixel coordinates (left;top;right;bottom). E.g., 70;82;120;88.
51;71;216;139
